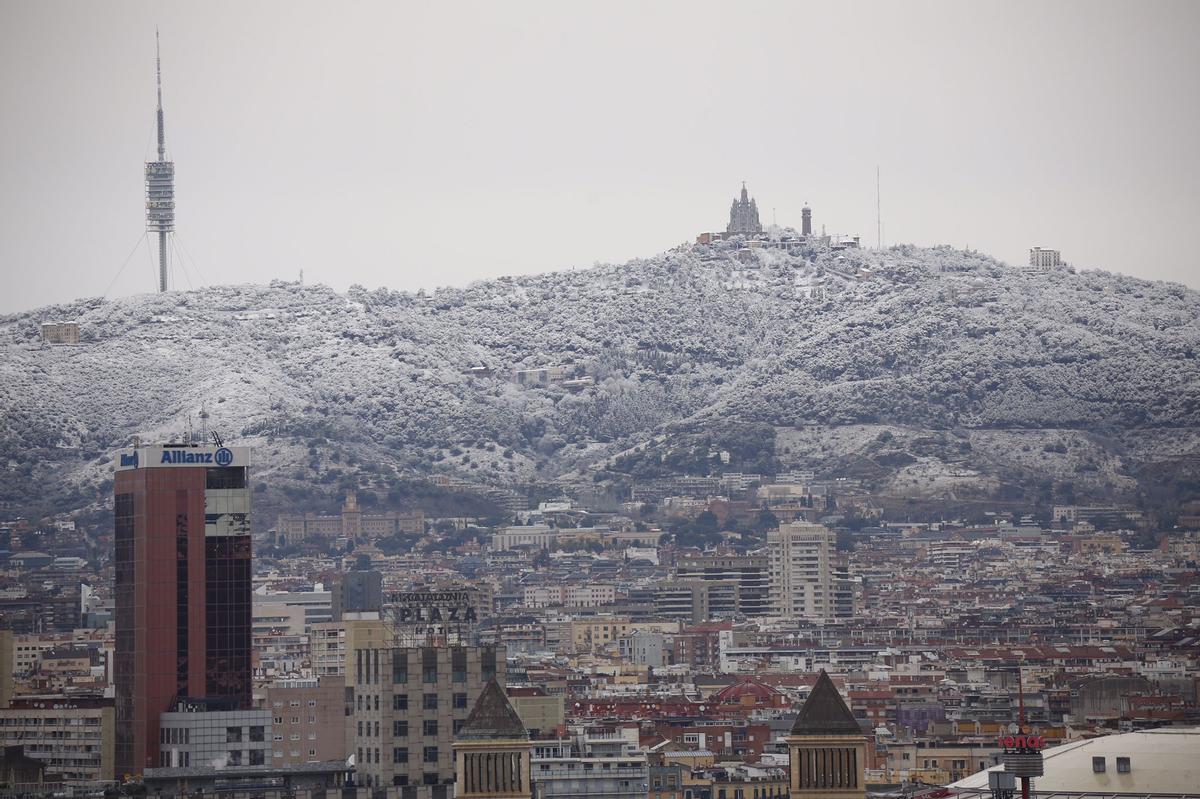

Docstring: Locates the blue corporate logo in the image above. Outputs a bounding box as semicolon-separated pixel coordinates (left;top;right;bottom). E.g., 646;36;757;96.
214;447;234;467
119;452;139;468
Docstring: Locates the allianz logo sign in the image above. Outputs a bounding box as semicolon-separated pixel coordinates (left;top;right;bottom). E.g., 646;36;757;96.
159;447;235;465
120;448;235;468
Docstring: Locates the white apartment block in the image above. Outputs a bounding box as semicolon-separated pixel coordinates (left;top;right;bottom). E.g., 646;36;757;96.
1027;247;1061;270
768;522;841;620
524;585;615;608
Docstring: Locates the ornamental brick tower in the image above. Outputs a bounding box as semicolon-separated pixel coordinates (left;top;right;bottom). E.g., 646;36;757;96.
785;670;866;799
453;680;532;799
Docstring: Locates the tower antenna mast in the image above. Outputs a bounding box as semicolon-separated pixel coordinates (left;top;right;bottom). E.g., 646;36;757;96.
146;28;176;293
876;165;882;249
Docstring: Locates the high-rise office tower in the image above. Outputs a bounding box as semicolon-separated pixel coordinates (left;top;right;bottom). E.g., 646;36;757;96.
768;522;850;620
114;443;252;776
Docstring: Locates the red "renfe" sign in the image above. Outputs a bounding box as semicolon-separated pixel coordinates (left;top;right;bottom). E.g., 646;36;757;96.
999;735;1045;750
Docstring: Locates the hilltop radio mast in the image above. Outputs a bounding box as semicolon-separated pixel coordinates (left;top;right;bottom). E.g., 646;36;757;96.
145;29;175;293
876;165;882;249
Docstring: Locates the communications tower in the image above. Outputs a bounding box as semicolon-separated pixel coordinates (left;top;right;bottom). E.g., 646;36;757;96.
145;30;175;292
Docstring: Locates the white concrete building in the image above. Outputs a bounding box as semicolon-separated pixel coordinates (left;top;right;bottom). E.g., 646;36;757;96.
767;522;842;620
951;727;1200;797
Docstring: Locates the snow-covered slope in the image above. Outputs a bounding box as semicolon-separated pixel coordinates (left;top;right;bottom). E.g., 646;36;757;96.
2;242;1198;522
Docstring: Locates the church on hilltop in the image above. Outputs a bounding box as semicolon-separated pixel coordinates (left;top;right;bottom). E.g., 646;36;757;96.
727;182;763;234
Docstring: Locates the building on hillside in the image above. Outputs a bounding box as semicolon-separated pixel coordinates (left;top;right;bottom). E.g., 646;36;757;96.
452;680;533;799
40;321;80;345
274;490;423;545
785;669;866;799
1027;247;1061;270
728;183;763;234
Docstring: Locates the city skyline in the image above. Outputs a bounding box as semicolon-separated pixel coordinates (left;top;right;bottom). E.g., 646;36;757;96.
2;0;1200;314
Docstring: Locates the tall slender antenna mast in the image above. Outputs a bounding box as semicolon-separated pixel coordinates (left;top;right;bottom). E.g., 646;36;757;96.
876;165;882;249
146;28;176;293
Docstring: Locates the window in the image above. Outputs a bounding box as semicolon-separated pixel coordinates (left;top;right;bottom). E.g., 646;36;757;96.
453;693;468;709
289;700;301;707
423;746;438;763
308;732;317;740
393;694;409;711
227;750;242;766
357;721;363;736
393;655;408;684
423;648;439;683
309;748;316;757
424;720;439;736
453;719;464;735
394;720;408;737
1116;757;1130;773
308;699;317;707
226;726;243;743
452;648;467;682
1093;757;1106;773
424;693;439;710
308;715;315;724
290;734;301;741
249;750;265;766
274;734;284;742
393;747;409;764
273;716;282;725
249;726;264;742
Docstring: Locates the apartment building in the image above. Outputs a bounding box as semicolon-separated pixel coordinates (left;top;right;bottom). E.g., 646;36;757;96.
263;676;345;765
347;642;506;789
768;522;851;620
0;696;114;784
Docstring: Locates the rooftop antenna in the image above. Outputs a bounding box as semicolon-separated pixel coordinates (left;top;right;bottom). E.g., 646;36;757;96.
199;402;210;444
146;28;176;293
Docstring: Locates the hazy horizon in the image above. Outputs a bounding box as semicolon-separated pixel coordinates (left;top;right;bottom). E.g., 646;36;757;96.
2;0;1198;314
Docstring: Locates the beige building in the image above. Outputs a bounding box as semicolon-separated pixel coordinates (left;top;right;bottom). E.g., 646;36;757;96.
347;640;506;789
0;697;114;784
275;490;423;545
769;522;847;620
263;676;346;765
40;321;80;345
569;617;679;654
508;690;565;738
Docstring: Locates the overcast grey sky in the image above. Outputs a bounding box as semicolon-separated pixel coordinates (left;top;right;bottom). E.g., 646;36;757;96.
1;0;1197;313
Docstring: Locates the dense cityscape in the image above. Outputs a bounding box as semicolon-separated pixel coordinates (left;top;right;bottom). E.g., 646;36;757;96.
3;2;1199;798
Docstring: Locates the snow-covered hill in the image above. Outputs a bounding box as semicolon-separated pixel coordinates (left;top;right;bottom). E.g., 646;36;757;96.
2;240;1198;524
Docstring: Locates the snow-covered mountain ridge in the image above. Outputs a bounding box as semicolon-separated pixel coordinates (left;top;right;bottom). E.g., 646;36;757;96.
2;241;1198;522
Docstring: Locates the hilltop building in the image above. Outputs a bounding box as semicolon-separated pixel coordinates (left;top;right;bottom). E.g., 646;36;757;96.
1027;247;1061;270
113;443;253;776
274;490;424;545
727;183;763;234
40;321;80;345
